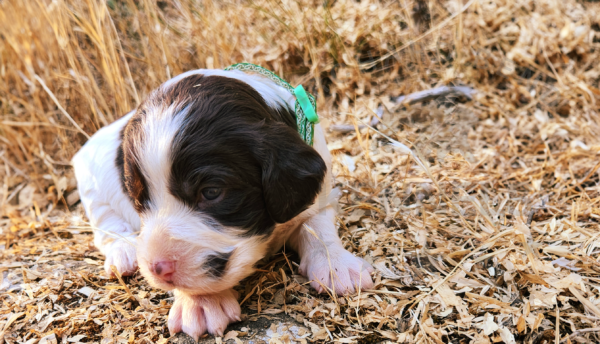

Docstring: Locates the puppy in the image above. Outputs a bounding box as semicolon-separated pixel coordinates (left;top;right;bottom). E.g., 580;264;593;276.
72;69;374;339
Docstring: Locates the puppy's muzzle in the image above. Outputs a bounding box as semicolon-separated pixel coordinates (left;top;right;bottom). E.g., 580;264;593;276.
150;260;176;282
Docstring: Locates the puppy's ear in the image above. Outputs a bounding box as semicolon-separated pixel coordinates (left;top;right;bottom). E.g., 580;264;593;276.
254;122;326;224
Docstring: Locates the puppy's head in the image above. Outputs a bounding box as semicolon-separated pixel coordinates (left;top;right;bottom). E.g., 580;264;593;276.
119;72;326;294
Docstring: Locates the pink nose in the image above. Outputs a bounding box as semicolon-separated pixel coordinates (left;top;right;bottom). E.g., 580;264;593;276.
152;261;176;281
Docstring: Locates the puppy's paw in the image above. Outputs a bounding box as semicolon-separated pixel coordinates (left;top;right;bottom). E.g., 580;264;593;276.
168;289;241;340
104;239;138;277
299;246;374;295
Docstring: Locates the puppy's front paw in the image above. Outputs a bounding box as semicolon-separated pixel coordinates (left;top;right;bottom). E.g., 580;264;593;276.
168;289;241;340
104;239;138;277
299;246;374;295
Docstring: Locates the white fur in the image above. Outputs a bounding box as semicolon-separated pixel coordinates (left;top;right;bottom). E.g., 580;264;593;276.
161;69;295;109
72;69;374;340
72;112;140;276
135;102;185;203
168;289;241;338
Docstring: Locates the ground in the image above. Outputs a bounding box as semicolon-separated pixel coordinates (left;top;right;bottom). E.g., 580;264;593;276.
2;0;600;343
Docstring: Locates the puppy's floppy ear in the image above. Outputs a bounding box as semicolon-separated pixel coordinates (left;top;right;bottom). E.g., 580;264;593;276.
253;122;326;224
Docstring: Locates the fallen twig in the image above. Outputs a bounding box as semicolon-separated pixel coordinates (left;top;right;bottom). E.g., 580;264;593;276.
395;85;475;105
561;327;600;343
329;86;475;133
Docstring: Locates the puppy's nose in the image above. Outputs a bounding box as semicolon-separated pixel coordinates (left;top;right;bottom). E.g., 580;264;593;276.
152;260;175;281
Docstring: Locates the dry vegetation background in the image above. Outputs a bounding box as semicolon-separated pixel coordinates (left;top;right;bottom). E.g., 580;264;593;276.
1;0;600;343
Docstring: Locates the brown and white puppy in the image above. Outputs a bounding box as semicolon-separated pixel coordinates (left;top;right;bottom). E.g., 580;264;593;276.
72;69;374;339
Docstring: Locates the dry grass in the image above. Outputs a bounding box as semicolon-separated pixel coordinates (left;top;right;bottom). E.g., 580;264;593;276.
1;0;600;342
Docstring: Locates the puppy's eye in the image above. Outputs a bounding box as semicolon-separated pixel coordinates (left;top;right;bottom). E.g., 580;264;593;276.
201;187;222;201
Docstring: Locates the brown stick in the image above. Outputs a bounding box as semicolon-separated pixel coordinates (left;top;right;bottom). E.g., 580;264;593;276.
329;86;475;132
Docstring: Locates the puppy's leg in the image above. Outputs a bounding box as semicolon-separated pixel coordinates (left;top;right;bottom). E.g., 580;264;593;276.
286;123;373;295
168;289;241;340
289;204;374;295
89;204;139;277
73;113;140;277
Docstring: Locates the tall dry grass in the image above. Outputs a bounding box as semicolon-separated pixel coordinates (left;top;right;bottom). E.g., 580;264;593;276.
0;0;456;209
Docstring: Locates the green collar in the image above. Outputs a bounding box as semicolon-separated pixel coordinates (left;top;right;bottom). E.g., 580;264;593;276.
224;63;318;146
